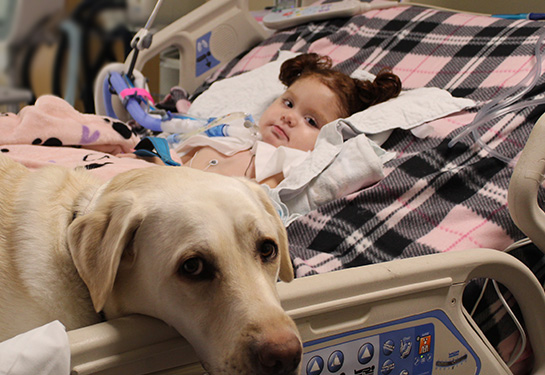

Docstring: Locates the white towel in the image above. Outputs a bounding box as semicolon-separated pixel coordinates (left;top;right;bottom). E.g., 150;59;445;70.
344;87;475;134
0;321;70;375
265;121;394;225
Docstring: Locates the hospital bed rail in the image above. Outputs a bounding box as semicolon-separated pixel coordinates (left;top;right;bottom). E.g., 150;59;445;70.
68;247;545;375
94;0;270;120
509;112;545;256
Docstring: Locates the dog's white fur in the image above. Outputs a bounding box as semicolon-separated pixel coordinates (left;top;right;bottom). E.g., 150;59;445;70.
0;155;301;374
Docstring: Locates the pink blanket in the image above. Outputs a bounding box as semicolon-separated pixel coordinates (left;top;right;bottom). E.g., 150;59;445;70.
0;95;152;181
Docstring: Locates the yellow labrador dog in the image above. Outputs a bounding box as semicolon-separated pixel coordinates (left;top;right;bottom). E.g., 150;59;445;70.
0;155;301;375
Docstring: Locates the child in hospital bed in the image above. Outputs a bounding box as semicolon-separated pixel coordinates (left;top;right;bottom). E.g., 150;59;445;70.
126;53;402;187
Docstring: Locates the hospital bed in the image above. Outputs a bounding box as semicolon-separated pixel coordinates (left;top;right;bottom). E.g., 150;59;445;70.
3;0;545;373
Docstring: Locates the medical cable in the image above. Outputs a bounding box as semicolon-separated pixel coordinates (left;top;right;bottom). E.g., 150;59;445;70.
469;237;538;368
448;31;545;164
494;279;527;367
468;278;528;367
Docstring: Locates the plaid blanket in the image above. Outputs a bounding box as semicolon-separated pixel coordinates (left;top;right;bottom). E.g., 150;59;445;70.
198;2;545;368
207;3;545;273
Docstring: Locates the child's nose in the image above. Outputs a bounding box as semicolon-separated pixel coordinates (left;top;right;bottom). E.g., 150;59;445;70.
281;113;296;127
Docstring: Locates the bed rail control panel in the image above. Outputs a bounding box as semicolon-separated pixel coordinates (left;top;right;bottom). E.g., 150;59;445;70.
302;311;479;375
68;249;545;375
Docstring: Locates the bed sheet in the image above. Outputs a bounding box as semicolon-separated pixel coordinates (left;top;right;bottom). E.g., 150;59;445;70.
194;2;545;368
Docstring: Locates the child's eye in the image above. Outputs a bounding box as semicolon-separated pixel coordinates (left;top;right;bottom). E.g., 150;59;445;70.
283;99;293;108
306;117;319;128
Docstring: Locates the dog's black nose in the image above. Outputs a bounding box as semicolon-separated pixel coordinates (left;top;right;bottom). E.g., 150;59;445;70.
257;329;302;374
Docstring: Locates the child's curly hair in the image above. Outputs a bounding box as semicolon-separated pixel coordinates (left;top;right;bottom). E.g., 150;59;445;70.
279;53;402;117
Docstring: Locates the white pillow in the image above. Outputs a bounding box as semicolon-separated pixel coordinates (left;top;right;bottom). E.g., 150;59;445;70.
189;50;299;122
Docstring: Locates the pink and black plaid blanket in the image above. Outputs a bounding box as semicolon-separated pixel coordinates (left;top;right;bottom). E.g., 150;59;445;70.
199;2;545;369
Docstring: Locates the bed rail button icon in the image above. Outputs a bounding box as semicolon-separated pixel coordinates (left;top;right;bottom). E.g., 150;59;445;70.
380;359;395;375
328;350;344;372
400;338;412;359
306;355;324;375
382;339;395;356
358;343;374;365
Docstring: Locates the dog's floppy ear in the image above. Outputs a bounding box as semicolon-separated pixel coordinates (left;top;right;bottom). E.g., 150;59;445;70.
67;192;143;312
239;179;294;282
276;224;294;282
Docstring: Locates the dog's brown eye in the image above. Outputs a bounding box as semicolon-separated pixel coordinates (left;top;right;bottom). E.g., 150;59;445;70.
259;241;278;261
180;257;204;276
177;256;216;281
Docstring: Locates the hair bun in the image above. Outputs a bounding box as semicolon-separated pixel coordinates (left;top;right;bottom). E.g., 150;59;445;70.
279;53;332;86
354;70;402;110
373;71;402;103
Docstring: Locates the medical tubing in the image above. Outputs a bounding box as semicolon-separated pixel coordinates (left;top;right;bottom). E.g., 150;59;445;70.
167;124;244;146
448;31;545;150
469;97;545;163
475;32;542;124
473;61;538;124
483;30;543;112
475;47;541;123
125;99;162;132
448;63;538;148
106;71;163;131
468;98;545;134
205;124;229;137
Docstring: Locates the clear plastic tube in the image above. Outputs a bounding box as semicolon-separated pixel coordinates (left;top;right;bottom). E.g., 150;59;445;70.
166;112;257;147
449;33;543;148
470;97;545;163
448;31;545;163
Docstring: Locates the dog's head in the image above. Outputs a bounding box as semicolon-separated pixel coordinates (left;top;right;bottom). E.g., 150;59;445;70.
67;166;301;374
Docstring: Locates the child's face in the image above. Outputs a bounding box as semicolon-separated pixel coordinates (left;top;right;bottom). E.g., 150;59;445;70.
258;77;343;151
